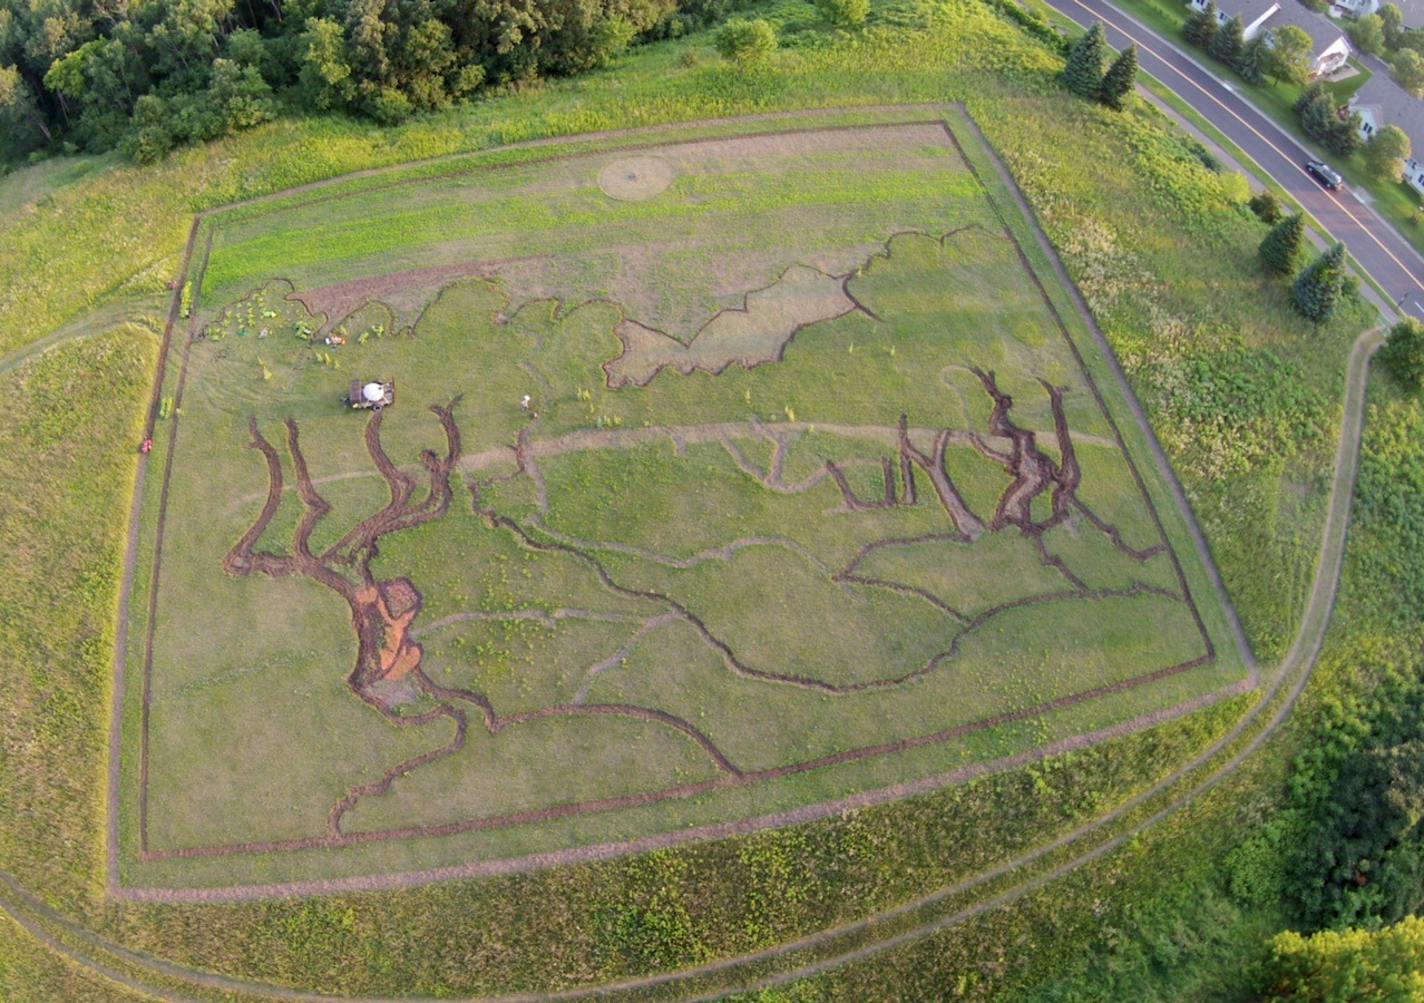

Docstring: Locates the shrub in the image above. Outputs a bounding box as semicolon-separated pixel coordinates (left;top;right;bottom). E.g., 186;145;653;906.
1380;317;1424;390
715;18;778;68
814;0;870;28
1262;918;1424;1001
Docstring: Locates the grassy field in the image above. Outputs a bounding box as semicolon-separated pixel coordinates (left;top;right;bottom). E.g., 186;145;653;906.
0;0;1389;996
117;108;1244;891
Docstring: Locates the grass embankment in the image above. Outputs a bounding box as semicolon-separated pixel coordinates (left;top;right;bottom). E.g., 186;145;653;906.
0;0;1384;996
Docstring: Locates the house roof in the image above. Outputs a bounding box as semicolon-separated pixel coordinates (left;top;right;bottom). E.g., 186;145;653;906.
1264;1;1351;49
1390;0;1424;29
1351;69;1424;143
1213;0;1281;26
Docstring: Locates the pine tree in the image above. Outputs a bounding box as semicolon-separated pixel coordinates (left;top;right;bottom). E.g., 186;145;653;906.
1184;0;1219;47
1238;35;1269;84
1063;23;1107;98
1294;80;1325;115
1209;15;1245;66
1292;242;1347;322
1098;44;1138;110
1300;88;1339;145
1259;213;1305;275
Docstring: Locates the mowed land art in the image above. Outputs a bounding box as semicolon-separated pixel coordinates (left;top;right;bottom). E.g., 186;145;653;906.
116;107;1249;894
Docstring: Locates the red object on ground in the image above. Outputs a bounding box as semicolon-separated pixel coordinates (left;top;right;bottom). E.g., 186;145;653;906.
140;438;154;454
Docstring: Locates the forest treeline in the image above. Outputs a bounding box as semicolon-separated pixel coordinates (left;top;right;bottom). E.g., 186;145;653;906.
0;0;742;162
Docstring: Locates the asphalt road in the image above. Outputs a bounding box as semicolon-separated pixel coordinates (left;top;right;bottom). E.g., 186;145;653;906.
1045;0;1424;320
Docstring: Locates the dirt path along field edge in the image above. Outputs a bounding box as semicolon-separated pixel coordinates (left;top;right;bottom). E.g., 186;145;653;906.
1;105;1374;1001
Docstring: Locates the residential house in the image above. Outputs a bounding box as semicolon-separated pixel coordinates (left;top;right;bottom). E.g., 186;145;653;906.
1187;0;1354;75
1268;2;1355;73
1349;71;1424;193
1332;0;1424;27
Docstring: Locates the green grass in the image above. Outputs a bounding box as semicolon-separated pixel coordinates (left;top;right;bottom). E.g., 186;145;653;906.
119;109;1241;889
0;0;1388;995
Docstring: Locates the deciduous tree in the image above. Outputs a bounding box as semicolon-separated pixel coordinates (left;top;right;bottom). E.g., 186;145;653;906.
814;0;870;29
1365;124;1412;181
1352;13;1386;55
1263;917;1424;1002
1394;47;1424;96
1269;24;1313;84
1382;2;1407;49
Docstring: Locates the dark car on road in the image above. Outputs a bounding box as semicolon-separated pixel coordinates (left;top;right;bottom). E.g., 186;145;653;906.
1305;160;1343;190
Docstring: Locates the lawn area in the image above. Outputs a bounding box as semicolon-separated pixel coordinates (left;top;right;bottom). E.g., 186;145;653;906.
0;0;1385;996
119;107;1244;892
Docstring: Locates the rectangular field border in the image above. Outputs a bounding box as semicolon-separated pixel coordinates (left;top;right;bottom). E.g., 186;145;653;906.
108;104;1255;899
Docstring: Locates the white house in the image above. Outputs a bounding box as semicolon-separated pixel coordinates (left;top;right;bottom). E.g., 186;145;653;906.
1332;0;1424;26
1349;71;1424;193
1187;0;1354;75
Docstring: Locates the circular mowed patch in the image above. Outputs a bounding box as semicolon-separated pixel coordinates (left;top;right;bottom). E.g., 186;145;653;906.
598;156;677;200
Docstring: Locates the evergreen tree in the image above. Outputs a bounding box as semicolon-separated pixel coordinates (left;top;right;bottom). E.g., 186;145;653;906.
1249;190;1283;223
1259;214;1304;274
1292;242;1347;322
1294;79;1325;115
1184;1;1219;47
1238;35;1269;84
1062;23;1107;98
1098;44;1138;109
1300;87;1339;145
1208;14;1245;66
1327;109;1364;157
